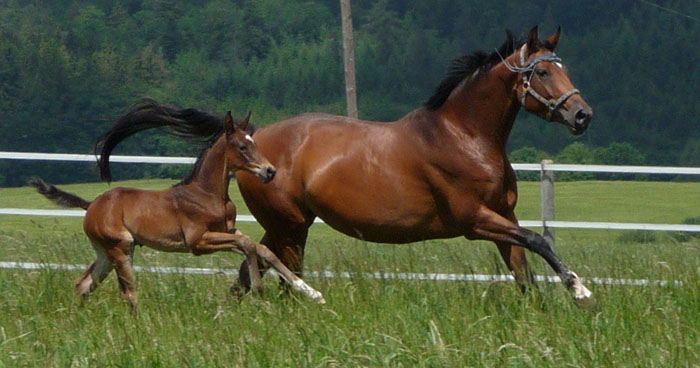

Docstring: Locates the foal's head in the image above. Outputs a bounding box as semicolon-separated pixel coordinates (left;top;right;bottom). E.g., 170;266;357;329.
223;112;276;183
516;26;593;135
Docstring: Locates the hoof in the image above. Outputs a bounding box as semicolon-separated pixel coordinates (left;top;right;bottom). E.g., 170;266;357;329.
292;279;326;304
229;284;246;299
574;294;599;310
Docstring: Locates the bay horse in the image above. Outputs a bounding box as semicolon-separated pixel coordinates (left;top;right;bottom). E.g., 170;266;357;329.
31;102;325;310
234;27;595;301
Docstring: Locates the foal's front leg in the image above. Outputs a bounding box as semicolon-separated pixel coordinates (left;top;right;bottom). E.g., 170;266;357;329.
193;232;325;303
192;232;264;294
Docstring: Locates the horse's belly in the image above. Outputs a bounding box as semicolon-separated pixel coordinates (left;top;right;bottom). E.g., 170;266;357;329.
310;194;460;243
319;215;459;244
134;234;190;252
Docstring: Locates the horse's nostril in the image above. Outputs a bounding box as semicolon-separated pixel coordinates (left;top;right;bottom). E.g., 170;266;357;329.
266;167;276;179
575;109;588;121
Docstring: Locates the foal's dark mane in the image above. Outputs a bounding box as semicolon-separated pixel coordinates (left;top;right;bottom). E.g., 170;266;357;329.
95;99;253;184
425;31;548;111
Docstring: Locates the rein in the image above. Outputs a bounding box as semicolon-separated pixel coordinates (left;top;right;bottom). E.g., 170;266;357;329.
498;45;580;120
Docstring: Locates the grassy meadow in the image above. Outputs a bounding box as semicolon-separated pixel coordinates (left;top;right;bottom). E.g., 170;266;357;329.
0;179;698;367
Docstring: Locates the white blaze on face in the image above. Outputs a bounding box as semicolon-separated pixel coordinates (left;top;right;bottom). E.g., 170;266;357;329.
553;62;564;69
245;134;254;144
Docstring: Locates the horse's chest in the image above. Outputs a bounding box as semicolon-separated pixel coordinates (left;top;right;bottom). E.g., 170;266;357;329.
432;165;514;218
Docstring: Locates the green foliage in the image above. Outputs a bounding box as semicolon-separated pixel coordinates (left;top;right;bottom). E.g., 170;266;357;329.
1;1;700;186
671;216;700;242
680;139;700;167
554;142;596;181
509;146;550;181
594;142;648;180
0;162;6;186
595;142;645;165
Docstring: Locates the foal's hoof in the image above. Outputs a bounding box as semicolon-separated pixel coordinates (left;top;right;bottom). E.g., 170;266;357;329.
573;294;599;310
314;295;327;305
229;284;246;299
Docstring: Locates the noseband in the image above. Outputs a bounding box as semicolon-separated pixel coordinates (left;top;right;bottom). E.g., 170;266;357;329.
500;45;580;121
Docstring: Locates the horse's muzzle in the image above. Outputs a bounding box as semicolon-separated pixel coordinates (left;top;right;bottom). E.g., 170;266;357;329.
260;166;276;183
571;108;592;135
563;102;593;136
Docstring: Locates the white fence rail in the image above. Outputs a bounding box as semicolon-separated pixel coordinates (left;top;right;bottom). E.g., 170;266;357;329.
0;261;680;287
1;152;700;238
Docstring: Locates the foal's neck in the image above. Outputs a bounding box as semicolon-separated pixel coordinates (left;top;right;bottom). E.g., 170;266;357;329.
439;54;521;149
192;138;231;200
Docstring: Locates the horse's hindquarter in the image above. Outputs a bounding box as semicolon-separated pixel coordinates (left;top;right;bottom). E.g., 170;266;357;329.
87;188;189;251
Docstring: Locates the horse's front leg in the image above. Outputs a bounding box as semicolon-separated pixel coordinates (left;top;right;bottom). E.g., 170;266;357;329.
470;206;593;301
494;212;535;290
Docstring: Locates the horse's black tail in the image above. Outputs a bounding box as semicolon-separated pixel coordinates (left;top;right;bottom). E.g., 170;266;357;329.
95;99;224;182
29;177;92;210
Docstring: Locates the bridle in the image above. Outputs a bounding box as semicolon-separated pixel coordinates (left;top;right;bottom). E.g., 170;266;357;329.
500;45;580;121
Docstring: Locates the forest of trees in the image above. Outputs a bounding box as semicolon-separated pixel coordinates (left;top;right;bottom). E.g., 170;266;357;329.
0;0;699;186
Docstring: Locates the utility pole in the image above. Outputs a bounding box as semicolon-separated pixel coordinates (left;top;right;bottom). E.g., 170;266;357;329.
340;0;358;119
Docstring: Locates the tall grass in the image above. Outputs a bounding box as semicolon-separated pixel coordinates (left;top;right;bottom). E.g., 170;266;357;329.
0;180;698;366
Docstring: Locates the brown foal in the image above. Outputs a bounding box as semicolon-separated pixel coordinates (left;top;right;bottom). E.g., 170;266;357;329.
234;27;595;301
32;108;325;310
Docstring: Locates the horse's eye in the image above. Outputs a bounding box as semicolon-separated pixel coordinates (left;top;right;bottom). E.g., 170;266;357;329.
239;145;248;152
536;69;548;77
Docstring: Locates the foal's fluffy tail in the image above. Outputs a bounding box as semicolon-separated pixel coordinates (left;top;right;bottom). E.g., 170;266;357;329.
29;177;91;210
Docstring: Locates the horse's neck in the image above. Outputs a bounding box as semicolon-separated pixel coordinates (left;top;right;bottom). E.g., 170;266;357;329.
439;61;520;148
192;138;230;200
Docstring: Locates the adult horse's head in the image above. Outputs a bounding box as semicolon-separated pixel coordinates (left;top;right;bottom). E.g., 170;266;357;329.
514;26;593;135
223;111;276;183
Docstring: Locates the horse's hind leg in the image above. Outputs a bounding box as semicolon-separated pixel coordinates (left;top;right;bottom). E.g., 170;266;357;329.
496;242;534;291
75;245;113;296
108;243;138;312
495;214;534;289
235;229;308;294
251;239;324;303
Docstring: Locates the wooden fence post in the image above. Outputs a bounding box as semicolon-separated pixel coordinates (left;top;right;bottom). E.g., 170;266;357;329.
540;159;556;249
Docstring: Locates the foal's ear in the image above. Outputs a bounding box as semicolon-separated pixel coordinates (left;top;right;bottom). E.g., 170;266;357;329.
224;111;235;136
527;25;539;52
545;26;561;51
237;111;251;131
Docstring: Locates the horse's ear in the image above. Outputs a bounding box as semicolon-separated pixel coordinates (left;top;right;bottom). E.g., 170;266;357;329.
237;111;251;131
224;111;235;136
527;25;539;52
545;26;561;51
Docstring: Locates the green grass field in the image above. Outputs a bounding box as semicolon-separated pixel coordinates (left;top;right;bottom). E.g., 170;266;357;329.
0;179;698;367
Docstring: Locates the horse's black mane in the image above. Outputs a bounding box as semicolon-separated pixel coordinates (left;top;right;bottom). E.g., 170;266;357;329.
424;31;547;110
95;99;254;184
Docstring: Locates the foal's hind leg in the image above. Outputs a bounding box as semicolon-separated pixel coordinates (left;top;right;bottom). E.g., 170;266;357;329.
108;243;138;312
75;245;113;296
